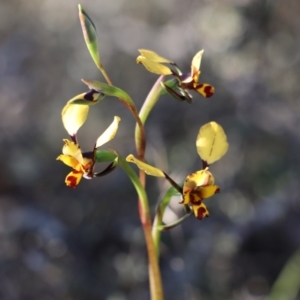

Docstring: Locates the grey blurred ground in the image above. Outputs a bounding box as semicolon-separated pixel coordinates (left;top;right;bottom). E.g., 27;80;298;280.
1;0;300;299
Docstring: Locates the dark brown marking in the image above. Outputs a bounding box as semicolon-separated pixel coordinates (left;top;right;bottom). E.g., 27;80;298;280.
196;206;206;220
66;176;78;188
202;160;209;169
204;86;214;98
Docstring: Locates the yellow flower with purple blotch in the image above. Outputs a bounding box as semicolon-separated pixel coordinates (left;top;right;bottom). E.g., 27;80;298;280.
136;49;214;103
126;121;228;219
57;116;120;187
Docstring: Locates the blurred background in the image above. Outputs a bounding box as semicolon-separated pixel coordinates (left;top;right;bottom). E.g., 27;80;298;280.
1;0;300;299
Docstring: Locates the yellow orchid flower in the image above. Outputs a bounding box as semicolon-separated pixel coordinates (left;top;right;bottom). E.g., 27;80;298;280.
181;169;220;220
57;116;121;188
136;49;214;102
126;155;219;220
179;50;214;98
126;121;228;220
57;139;94;187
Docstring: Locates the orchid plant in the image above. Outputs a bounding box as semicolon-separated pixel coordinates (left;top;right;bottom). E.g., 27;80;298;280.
57;5;229;300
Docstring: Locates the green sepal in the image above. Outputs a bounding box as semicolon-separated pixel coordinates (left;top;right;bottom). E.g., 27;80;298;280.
172;64;183;76
160;79;177;96
161;82;185;101
94;150;117;163
68;90;105;106
81;79;138;115
161;82;192;103
155;211;193;231
78;4;100;68
94;158;118;177
178;87;193;103
82;79;135;106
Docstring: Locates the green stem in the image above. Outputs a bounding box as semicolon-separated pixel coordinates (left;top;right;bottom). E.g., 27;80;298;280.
152;186;181;255
91;70;162;297
117;154;164;300
97;62;113;86
95;66;146;160
135;76;165;154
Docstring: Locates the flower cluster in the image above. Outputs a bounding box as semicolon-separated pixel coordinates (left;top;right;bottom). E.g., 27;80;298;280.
56;51;228;220
57;4;229;223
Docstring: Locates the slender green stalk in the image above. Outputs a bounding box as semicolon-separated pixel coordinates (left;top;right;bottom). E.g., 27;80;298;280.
95;67;146;161
152;186;179;255
117;154;164;300
94;68;159;297
133;75;165;297
79;5;164;298
102;72;166;298
106;73;165;299
135;75;165;153
97;63;113;86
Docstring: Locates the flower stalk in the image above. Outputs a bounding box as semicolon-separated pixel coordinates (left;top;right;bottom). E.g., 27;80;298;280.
116;154;164;300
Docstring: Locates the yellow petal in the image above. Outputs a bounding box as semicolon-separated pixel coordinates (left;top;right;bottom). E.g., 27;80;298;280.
95;116;121;148
181;190;202;205
137;49;173;63
196;122;228;164
191;50;204;80
61;139;84;165
192;202;209;220
136;56;173;75
65;170;83;188
82;157;94;172
183;169;214;195
195;185;220;199
195;84;214;98
181;185;219;205
62;103;89;136
57;154;81;171
126;154;165;177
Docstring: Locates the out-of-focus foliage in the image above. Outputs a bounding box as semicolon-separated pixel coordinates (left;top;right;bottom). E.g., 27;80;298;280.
1;0;300;299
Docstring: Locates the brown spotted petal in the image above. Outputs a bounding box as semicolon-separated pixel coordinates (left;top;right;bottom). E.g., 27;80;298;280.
194;185;220;199
181;169;217;205
195;83;215;98
183;169;214;194
192;202;209;220
65;170;84;188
